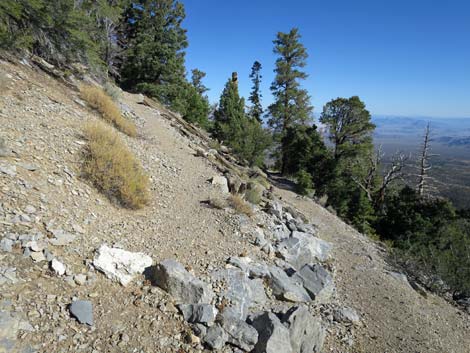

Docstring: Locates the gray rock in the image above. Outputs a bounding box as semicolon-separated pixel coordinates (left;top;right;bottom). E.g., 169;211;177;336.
286;219;297;232
271;223;290;242
211;175;229;193
283;305;325;353
0;309;33;351
333;307;360;325
18;163;38;172
69;300;93;326
0;238;14;252
276;231;332;270
227;257;270;279
74;274;87;286
267;202;283;219
51;259;66;276
30;251;46;262
93;244;153;286
153;259;213;304
268;266;311;302
0;138;13;157
212;268;267;320
48;229;76;246
293;264;335;303
219;314;258;351
296;222;317;234
203;324;227;350
0;164;16;177
177;304;218;325
192;323;207;338
250;312;293;353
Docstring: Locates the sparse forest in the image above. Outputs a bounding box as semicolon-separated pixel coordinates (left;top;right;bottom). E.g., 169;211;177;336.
1;0;469;298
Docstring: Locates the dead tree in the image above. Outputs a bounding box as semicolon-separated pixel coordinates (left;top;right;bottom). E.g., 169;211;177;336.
375;151;409;208
352;145;408;208
416;123;437;197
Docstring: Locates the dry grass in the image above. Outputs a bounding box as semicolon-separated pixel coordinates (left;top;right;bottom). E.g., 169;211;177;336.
229;194;254;217
83;121;149;209
208;195;228;209
80;85;137;137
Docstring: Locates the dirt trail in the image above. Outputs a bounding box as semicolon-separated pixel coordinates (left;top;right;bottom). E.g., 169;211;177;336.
1;59;469;353
275;188;470;353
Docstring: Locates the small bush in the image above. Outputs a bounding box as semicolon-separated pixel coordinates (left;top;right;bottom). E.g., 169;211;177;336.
245;183;263;205
208;195;228;209
83;121;149;209
104;82;121;102
295;169;313;196
80;85;137;137
229;194;254;217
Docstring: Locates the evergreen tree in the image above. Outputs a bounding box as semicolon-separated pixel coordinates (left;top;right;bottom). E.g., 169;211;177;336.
191;68;208;95
213;75;246;142
119;0;188;108
248;61;263;123
213;74;270;166
281;125;332;194
0;0;96;67
320;96;376;231
82;0;128;76
268;28;313;173
320;96;375;160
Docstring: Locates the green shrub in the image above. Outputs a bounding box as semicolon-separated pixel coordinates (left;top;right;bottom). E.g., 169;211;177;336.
245;185;262;205
295;169;313;196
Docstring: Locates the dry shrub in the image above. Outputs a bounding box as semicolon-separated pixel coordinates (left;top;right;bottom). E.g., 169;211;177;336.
83;121;149;209
229;194;254;217
80;85;137;137
208;195;228;209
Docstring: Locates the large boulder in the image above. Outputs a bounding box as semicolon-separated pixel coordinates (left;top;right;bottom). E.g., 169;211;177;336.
282;306;325;353
212;268;267;320
93;244;153;286
153;259;214;304
268;266;311;303
203;324;228;350
293;264;335;303
276;231;332;270
250;312;293;353
219;314;258;351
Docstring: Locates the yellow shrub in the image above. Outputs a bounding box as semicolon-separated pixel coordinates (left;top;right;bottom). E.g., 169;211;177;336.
229;194;254;217
80;85;137;137
83;121;149;209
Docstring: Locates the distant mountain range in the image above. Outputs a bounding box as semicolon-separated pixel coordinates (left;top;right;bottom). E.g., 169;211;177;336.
372;116;470;148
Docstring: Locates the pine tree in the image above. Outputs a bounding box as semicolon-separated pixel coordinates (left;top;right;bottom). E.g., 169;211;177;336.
320;96;376;231
0;0;96;67
213;74;270;166
248;61;263;123
281;125;332;194
268;28;313;174
213;74;246;142
119;0;188;108
320;96;375;160
191;68;208;96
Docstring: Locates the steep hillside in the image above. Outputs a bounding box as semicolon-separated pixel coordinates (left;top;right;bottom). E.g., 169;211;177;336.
1;59;469;353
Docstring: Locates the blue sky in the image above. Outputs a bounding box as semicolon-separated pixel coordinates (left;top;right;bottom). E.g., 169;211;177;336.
181;0;470;118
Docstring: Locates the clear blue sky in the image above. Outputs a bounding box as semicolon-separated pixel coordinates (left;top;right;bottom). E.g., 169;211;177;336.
181;0;470;118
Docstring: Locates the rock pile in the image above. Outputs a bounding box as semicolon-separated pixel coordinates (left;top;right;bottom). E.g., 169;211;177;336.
145;199;336;352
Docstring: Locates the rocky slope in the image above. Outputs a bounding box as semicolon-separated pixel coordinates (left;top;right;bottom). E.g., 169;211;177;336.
1;58;469;353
